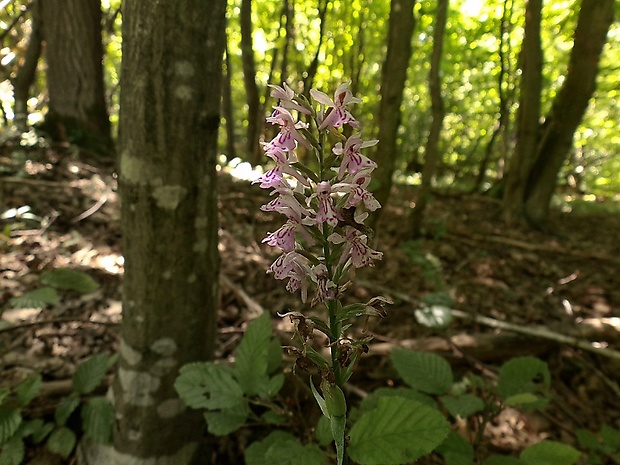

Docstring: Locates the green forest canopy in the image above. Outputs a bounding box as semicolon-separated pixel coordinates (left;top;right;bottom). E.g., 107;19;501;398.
1;0;618;200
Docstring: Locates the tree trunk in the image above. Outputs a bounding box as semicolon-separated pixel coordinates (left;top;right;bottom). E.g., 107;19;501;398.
370;0;416;227
410;0;448;238
38;0;112;154
223;46;237;160
523;0;615;224
11;1;42;132
240;0;261;165
502;0;614;226
78;0;226;463
502;0;543;224
302;0;329;99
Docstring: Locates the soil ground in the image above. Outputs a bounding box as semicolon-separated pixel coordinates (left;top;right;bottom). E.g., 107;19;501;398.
1;144;619;464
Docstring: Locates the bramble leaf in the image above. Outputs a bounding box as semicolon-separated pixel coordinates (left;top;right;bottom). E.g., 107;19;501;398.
40;268;99;294
73;354;110;395
520;440;581;465
0;407;21;443
348;396;450;465
15;374;42;407
175;362;243;410
81;397;114;444
235;313;272;396
9;287;58;308
47;426;76;459
204;403;249;436
390;349;453;395
0;435;24;465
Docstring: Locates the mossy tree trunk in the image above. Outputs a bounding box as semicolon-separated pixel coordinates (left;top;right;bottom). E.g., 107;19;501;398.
38;0;112;154
78;0;226;464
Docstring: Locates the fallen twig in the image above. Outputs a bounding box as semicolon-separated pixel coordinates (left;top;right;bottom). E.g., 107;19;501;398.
357;280;620;361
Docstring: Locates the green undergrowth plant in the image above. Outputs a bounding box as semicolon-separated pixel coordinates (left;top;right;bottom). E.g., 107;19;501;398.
175;312;452;465
576;424;620;464
0;353;115;464
385;349;581;465
2;268;99;318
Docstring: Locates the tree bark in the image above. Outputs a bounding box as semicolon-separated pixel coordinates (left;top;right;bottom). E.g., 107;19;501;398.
78;0;226;463
523;0;615;224
502;0;543;224
38;0;112;154
370;0;416;227
410;0;448;238
240;0;261;165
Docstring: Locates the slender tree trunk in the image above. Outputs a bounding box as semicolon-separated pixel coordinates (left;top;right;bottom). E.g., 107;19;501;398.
78;0;226;464
410;0;449;238
302;0;329;99
11;1;42;132
370;0;417;226
240;0;261;164
280;0;293;84
38;0;112;154
223;46;237;160
502;0;543;224
474;0;514;193
524;0;614;224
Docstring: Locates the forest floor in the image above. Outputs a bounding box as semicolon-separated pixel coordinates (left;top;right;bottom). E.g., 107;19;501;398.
1;144;620;464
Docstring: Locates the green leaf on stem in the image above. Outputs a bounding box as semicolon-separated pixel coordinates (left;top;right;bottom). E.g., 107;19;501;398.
235;313;272;397
15;374;42;407
81;397;114;444
245;430;324;465
175;362;243;410
348;396;450;465
0;435;24;465
520;440;581;465
0;407;21;443
440;394;485;419
390;348;453;395
54;393;80;427
46;426;76;459
73;353;109;395
204;402;249;436
497;356;550;410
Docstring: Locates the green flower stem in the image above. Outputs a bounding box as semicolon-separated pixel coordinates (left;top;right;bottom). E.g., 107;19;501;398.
326;298;343;384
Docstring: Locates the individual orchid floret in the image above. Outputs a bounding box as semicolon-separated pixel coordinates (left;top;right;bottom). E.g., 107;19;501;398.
310;264;337;305
268;251;306;280
333;135;378;179
285;259;312;303
261;188;311;222
333;169;381;212
269;83;311;115
254;146;309;189
313;181;342;227
328;227;383;268
310;82;362;130
266;107;312;151
263;218;314;253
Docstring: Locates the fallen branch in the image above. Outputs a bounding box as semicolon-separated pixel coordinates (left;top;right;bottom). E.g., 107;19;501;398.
0;317;118;334
450;231;620;265
220;274;265;318
358;280;620;361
